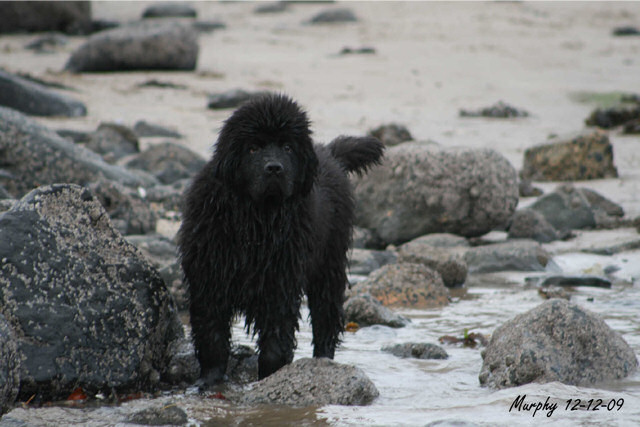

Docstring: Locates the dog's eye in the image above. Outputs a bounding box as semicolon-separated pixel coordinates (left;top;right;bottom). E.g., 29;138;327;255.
283;145;292;153
249;145;259;154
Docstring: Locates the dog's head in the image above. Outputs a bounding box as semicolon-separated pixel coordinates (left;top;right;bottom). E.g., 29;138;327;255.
213;93;318;204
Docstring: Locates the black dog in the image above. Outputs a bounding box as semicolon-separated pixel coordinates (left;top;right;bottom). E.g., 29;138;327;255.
178;94;383;383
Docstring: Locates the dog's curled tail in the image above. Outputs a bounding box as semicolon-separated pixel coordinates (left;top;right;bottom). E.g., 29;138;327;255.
328;135;385;176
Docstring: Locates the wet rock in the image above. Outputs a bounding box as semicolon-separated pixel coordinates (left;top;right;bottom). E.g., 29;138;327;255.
623;118;640;134
537;275;612;289
397;237;467;287
407;233;470;248
134;120;183;138
125;234;177;269
0;184;185;401
142;3;197;19
354;143;518;245
124;142;206;185
86;123;140;163
88;180;157;235
65;21;199;72
0;69;87;117
144;179;189;214
24;33;69;53
507;209;560;243
56;128;92;144
585;104;640;129
308;8;358;24
0;107;157;199
350;263;449;309
479;299;638;389
613;26;640;36
254;2;288;14
0;314;20;416
463;240;551;274
207;89;265;110
518;179;543;197
459;101;529;118
344;293;409;328
581;187;624;218
368;123;413;146
128;404;188;426
0;1;92;35
382;343;448;360
528;184;596;231
520;130;618;181
239;358;378;407
352;225;382;249
348;248;397;276
158;261;187;311
226;345;259;384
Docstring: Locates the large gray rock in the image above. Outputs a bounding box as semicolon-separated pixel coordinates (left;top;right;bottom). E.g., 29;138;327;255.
479;299;638;389
0;1;92;34
124;141;206;185
0;70;87;117
353;143;518;245
382;343;448;360
507;209;560;243
0;184;189;400
397;236;468;287
0;314;20;416
65;21;199;72
529;184;596;231
240;358;378;407
463;240;551;274
86;123;140;164
0;107;157;198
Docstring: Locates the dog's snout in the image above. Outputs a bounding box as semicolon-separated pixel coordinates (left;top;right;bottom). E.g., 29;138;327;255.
265;161;284;175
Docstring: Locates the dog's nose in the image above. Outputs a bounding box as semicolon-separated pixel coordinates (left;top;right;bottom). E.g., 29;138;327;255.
264;161;283;175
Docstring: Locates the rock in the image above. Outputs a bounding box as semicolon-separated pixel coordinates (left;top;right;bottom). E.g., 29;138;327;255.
459;101;529;118
65;21;199;72
507;209;560;243
226;345;259;384
463;240;551;274
528;184;596;231
239;358;378;407
133;120;183;138
144;179;189;214
159;261;187;311
254;2;288;14
353;143;519;244
339;46;376;55
56;128;92;144
0;69;87;117
207;89;265;110
192;21;226;33
344;294;409;328
0;184;186;401
368;123;413;146
348;248;397;276
0;107;157;199
518;179;543;198
397;237;468;287
128;405;188;426
86;123;140;163
0;314;20;416
88;180;157;235
580;187;624;218
125;234;177;268
0;1;92;35
405;233;470;248
537;275;612;289
352;225;383;249
308;8;358;24
350;263;449;309
142;3;197;19
613;26;640;36
479;299;638;389
585;104;640;129
623;118;640;134
124;142;206;185
382;343;448;360
24;33;69;52
520;130;618;181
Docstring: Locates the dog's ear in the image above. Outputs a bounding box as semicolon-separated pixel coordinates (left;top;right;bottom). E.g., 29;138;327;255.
297;142;319;196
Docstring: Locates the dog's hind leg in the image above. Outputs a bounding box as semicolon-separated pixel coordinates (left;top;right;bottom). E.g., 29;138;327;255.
307;266;347;359
190;302;232;385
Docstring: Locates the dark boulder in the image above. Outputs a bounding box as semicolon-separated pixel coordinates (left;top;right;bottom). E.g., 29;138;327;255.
0;1;92;35
0;184;190;400
86;122;140;164
479;299;638;388
459;101;529;118
124;142;206;185
382;343;448;360
528;184;596;231
133;120;183;138
520;130;618;181
344;293;409;328
507;209;560;243
65;21;199;72
307;8;358;24
585;104;640;129
0;70;86;117
348;248;397;276
239;358;378;407
397;236;468;287
141;3;197;19
0;107;157;199
353;143;518;245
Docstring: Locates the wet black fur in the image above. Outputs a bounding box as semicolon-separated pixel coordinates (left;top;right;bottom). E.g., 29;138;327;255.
178;93;383;382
